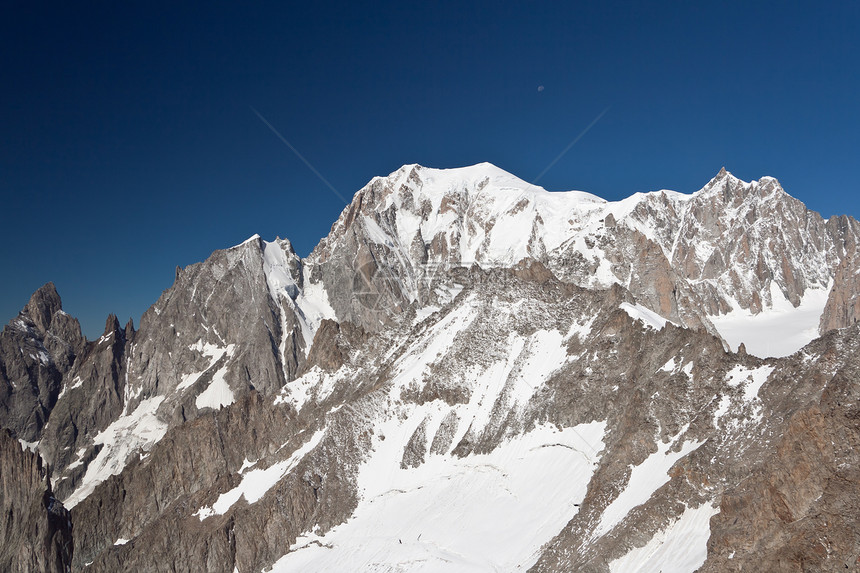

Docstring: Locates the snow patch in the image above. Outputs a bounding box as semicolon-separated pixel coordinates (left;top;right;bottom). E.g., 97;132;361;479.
567;316;595;341
620;303;671;330
275;366;347;413
239;458;257;474
592;429;704;539
709;282;830;358
262;240;300;302
294;278;337;344
177;342;236;392
195;365;235;410
65;396;168;508
232;234;261;248
713;395;732;427
18;439;39;453
196;429;325;520
682;362;694;379
608;501;720;573
724;364;775;402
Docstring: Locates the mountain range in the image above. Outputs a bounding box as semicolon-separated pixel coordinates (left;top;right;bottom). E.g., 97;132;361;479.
2;163;859;572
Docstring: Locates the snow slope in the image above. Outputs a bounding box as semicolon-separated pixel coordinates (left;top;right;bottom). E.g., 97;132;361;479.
64;396;169;508
709;282;831;358
267;422;606;573
608;501;720;573
592;428;704;540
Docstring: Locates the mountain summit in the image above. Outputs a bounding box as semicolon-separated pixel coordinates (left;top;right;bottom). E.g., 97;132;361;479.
2;164;860;572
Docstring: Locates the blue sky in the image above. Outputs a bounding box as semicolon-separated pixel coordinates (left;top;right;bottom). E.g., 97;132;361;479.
2;1;858;338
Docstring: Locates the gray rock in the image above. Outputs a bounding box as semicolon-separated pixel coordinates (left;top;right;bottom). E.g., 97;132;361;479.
4;163;860;571
0;428;72;573
0;283;83;442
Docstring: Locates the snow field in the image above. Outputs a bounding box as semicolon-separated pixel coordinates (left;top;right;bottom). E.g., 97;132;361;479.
65;396;168;508
709;282;831;358
608;501;720;573
267;420;607;572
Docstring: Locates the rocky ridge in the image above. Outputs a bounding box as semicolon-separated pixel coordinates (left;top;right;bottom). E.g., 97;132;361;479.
1;163;859;571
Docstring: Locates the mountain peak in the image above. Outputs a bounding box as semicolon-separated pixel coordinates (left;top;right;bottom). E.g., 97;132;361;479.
103;314;121;338
383;162;541;196
6;162;860;573
708;166;742;186
24;282;62;335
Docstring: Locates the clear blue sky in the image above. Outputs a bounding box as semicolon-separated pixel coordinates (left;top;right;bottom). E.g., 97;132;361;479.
2;1;858;338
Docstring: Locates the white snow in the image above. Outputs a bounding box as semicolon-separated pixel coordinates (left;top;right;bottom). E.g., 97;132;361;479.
712;395;732;427
682;362;694;379
389;296;479;395
239;458;257;473
262;240;299;302
352;163;648;277
66;376;84;393
64;396;168;508
452;337;526;438
233;234;261;248
114;538;129;546
709;282;830;358
177;342;236;391
741;366;775;402
267;421;607;572
275;366;350;413
196;429;325;520
566;315;595;341
414;305;441;323
608;501;720;573
724;364;776;402
195;365;235;410
18;439;39;452
592;429;704;539
294;277;337;346
361;215;397;248
620;302;671;330
508;329;569;403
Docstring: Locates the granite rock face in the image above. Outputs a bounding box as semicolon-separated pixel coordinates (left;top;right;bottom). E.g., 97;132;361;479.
0;429;72;573
0;283;84;443
2;164;860;571
40;314;132;500
820;215;860;333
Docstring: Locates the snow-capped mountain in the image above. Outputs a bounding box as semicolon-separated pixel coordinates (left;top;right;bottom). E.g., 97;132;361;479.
2;163;859;572
315;163;858;350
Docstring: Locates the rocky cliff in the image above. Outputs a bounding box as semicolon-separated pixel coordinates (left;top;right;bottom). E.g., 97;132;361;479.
0;429;73;572
1;163;859;572
0;283;84;443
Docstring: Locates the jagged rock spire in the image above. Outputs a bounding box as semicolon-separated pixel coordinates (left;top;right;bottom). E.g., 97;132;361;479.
103;314;121;338
24;283;62;335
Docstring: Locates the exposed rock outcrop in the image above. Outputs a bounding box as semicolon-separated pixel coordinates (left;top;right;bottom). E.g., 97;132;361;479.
0;283;84;442
0;429;72;573
821;252;860;333
40;314;132;499
3;164;860;571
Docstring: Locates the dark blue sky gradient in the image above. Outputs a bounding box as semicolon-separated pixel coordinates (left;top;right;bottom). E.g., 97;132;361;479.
2;1;859;338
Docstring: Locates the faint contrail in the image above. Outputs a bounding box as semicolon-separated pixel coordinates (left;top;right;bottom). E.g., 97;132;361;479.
250;106;349;204
532;106;611;185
